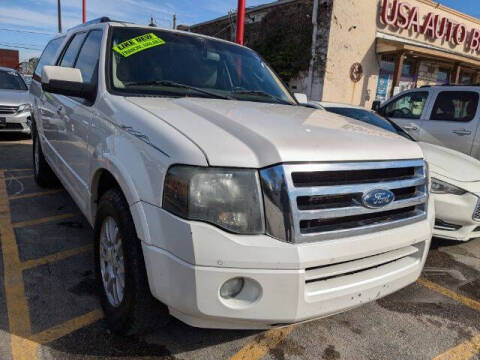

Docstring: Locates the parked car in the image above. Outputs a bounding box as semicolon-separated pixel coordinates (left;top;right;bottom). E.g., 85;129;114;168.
30;18;433;334
374;86;480;160
316;101;480;242
0;67;32;135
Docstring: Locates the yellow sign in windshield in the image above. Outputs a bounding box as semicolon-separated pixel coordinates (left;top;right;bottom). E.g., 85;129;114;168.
113;33;165;57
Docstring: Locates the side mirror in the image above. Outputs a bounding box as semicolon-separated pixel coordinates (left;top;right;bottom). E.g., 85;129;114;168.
294;93;308;104
371;100;381;112
41;66;95;100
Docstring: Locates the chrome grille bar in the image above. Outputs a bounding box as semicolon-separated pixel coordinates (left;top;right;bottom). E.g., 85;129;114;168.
261;159;428;243
0;105;18;114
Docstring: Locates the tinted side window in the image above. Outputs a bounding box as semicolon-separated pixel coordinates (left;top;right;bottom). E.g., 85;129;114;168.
33;37;65;79
60;32;87;68
385;92;429;119
430;91;479;122
74;30;102;86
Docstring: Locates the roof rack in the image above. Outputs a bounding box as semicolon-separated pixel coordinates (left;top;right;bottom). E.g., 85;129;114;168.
67;17;111;31
420;84;480;88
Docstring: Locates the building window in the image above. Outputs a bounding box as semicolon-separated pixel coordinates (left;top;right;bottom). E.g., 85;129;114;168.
436;68;450;85
430;91;479;122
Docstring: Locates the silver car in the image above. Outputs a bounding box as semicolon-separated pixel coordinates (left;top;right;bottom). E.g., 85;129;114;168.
0;67;32;135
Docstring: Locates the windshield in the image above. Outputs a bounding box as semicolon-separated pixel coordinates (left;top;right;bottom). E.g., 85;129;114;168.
109;28;296;105
0;70;27;91
324;107;413;140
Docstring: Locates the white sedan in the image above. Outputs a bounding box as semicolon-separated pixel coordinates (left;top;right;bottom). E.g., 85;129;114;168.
314;101;480;242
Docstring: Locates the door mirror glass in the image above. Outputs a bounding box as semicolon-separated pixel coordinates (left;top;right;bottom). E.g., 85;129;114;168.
294;93;308;104
41;66;93;100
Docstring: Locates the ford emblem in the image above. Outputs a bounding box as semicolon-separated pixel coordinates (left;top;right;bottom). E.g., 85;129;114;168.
362;189;395;209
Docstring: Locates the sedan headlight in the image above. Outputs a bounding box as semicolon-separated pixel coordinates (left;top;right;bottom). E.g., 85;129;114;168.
431;178;467;195
17;104;31;113
163;166;265;234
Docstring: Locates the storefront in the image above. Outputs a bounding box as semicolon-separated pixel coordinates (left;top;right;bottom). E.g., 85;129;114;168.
322;0;480;107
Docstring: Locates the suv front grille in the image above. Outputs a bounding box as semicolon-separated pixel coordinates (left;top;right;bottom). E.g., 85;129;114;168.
261;160;428;243
0;105;18;115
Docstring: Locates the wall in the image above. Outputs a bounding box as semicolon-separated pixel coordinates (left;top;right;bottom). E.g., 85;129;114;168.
321;0;380;107
0;49;19;69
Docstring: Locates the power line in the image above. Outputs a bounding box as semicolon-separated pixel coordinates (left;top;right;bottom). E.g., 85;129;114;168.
0;43;43;51
0;28;55;36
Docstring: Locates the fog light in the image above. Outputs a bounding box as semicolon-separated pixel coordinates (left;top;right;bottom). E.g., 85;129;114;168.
220;278;245;299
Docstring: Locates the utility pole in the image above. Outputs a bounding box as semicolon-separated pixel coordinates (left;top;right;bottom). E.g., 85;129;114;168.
82;0;86;23
57;0;62;33
236;0;246;45
307;0;319;99
173;14;177;29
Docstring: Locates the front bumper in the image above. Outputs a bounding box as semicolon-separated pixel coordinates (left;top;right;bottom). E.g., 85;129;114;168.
433;192;480;242
135;199;434;329
0;111;31;134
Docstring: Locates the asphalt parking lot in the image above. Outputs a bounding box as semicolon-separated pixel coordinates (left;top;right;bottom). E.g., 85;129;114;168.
0;135;478;360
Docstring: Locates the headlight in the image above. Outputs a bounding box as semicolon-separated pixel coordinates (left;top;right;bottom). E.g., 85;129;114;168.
431;178;467;195
17;104;31;113
162;166;265;234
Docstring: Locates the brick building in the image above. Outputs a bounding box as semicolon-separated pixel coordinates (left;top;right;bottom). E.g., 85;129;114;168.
189;0;480;107
0;49;19;70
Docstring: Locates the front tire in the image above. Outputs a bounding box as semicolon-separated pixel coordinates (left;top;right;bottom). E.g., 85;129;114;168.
32;124;56;188
94;188;169;335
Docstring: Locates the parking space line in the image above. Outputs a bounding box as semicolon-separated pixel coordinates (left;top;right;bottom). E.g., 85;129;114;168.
230;326;295;360
29;309;104;345
20;244;93;271
0;170;38;360
433;333;480;360
5;175;33;181
417;277;480;312
9;189;64;201
12;213;79;229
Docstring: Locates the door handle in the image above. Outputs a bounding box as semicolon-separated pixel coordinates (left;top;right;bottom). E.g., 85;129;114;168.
453;129;472;136
402;124;418;131
82;120;90;126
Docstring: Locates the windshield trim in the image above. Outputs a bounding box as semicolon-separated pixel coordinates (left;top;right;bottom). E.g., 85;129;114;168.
105;26;298;105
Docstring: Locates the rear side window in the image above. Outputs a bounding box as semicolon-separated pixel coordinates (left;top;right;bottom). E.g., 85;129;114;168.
59;32;87;68
430;91;479;122
33;37;65;80
74;30;102;86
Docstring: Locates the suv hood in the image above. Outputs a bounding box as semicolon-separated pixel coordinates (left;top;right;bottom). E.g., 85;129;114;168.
418;142;480;183
0;89;29;106
127;97;423;168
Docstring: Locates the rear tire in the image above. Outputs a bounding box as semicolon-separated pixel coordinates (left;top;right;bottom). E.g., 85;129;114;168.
32;124;57;188
94;188;169;335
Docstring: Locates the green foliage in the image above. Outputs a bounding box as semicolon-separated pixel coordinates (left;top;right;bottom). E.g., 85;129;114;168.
249;6;313;82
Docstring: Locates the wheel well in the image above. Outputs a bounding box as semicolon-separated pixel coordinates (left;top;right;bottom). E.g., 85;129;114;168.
96;170;121;203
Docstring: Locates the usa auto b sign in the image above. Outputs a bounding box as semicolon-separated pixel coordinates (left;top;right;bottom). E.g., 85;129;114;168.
381;0;480;52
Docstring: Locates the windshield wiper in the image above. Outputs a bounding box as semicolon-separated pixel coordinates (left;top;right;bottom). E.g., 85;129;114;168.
124;80;232;100
231;90;293;105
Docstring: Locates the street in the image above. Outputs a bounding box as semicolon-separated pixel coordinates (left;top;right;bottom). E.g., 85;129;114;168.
0;135;478;360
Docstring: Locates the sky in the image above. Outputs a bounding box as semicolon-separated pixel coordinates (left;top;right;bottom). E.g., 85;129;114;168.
0;0;478;62
0;0;273;61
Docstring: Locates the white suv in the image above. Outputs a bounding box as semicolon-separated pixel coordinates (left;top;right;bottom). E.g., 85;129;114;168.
30;18;433;334
376;86;480;159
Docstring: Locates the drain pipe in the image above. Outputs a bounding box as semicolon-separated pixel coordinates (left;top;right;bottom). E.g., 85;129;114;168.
307;0;319;99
